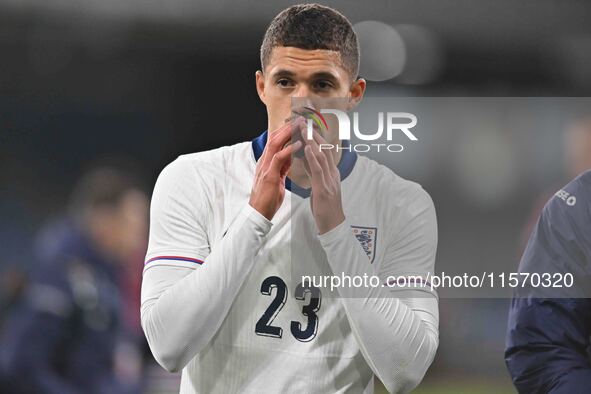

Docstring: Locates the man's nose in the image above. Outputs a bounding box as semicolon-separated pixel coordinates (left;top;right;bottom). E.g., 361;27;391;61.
291;87;320;113
292;84;312;100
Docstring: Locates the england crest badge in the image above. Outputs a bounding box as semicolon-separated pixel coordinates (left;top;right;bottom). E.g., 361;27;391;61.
351;226;377;264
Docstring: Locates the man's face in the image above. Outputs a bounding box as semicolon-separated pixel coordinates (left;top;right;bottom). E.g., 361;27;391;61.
565;120;591;176
96;190;149;263
256;46;365;144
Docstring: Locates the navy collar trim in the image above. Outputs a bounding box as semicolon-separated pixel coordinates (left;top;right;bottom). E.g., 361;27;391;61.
251;130;357;198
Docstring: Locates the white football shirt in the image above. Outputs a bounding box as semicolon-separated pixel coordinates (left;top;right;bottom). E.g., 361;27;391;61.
141;130;438;394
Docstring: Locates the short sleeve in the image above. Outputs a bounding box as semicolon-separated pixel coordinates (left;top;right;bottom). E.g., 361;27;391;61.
144;157;211;271
378;186;438;295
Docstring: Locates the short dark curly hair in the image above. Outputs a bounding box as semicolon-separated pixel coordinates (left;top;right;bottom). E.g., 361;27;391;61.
260;4;359;80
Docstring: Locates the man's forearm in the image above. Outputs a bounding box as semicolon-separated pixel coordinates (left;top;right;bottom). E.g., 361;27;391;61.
141;203;272;372
318;218;439;394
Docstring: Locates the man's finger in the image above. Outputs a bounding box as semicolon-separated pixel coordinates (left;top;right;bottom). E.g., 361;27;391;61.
262;118;305;166
309;128;337;169
304;144;327;191
269;140;302;175
269;117;305;151
304;130;332;180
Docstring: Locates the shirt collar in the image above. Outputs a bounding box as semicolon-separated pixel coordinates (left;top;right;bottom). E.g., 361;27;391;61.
251;130;357;198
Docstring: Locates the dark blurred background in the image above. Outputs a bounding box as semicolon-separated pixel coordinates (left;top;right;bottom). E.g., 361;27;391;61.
2;1;591;393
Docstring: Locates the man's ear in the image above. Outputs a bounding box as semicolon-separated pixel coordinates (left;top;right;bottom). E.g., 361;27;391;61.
347;77;366;111
255;70;267;105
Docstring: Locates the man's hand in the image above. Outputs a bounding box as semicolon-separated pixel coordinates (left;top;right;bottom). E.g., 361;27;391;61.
302;129;346;235
249;118;304;220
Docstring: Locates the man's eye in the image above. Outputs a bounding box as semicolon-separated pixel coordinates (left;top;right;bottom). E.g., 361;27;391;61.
315;80;333;90
276;79;293;87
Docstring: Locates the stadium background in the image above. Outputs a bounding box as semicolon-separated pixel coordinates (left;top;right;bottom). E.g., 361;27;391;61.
2;1;591;393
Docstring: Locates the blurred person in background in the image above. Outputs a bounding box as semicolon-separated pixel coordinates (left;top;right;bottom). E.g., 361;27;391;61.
505;169;591;393
520;116;591;248
1;167;149;394
564;116;591;179
505;117;591;393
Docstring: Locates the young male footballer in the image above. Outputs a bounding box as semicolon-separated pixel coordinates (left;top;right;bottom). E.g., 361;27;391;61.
141;4;439;393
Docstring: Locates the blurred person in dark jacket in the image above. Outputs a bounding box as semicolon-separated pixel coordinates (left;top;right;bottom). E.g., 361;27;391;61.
506;118;591;393
505;170;591;393
519;116;591;249
1;167;149;394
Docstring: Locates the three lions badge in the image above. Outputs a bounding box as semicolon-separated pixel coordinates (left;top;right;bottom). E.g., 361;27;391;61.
351;226;377;264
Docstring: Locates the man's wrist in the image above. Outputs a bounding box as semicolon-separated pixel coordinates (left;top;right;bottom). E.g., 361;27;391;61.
317;212;346;236
317;216;348;242
248;198;275;221
245;202;273;233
